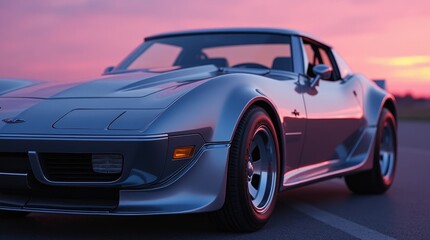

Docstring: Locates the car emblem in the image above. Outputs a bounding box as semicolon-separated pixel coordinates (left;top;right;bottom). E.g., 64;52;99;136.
2;118;25;124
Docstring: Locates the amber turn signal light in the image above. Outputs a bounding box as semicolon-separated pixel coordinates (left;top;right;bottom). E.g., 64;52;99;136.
173;146;195;160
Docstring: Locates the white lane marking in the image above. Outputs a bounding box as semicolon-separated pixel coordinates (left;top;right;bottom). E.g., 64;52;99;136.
292;202;396;240
285;132;302;136
399;146;430;157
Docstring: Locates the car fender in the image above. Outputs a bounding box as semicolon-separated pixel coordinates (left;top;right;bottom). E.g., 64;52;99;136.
144;73;279;143
359;75;397;127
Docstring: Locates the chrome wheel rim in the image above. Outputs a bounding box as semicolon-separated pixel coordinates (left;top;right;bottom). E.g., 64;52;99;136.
247;126;277;213
379;123;395;183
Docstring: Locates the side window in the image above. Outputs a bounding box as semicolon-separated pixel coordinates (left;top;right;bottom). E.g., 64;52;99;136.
303;40;339;81
303;43;319;77
318;47;338;80
332;50;352;79
304;44;316;65
318;48;334;71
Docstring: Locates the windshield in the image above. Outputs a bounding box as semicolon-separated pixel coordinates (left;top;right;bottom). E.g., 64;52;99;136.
117;33;292;72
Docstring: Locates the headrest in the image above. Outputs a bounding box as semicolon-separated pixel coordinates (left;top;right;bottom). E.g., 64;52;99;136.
272;57;293;72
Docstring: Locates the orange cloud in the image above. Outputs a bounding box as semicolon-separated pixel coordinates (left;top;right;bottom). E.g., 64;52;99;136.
370;56;430;67
394;67;430;81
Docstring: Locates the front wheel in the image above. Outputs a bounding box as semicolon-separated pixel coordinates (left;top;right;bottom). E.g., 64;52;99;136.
214;106;280;232
345;109;397;194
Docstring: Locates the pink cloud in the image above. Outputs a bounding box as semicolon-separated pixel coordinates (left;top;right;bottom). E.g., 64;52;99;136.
1;0;430;96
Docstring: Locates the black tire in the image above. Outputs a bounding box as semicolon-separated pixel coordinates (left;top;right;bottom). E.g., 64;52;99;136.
214;106;280;232
345;109;397;194
0;210;30;218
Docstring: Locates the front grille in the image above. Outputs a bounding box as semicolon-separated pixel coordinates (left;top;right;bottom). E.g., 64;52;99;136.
0;153;30;173
40;153;121;182
27;175;119;210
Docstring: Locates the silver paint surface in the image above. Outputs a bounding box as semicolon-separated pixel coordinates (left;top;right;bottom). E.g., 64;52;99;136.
0;28;396;215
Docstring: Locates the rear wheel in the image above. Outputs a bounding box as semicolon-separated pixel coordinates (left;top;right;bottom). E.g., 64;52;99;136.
345;109;397;194
214;106;280;232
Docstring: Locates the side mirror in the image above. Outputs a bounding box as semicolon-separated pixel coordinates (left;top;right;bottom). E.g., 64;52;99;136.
310;64;333;88
103;66;115;75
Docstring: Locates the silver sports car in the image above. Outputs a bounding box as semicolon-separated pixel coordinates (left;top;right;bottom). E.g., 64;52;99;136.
0;28;397;232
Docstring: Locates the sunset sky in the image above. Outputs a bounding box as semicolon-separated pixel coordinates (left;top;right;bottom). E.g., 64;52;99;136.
1;0;429;97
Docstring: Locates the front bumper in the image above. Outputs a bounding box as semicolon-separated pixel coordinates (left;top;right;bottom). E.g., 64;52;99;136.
0;134;229;215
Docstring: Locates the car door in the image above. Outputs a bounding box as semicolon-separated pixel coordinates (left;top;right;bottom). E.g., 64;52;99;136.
298;39;365;167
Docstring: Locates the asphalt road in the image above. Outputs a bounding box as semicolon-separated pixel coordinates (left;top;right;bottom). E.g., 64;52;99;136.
1;121;429;240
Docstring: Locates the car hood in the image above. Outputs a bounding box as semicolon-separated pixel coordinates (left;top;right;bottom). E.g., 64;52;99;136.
0;65;219;100
0;65;220;134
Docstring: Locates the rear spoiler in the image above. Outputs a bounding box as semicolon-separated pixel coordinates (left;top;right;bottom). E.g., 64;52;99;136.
373;79;386;90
